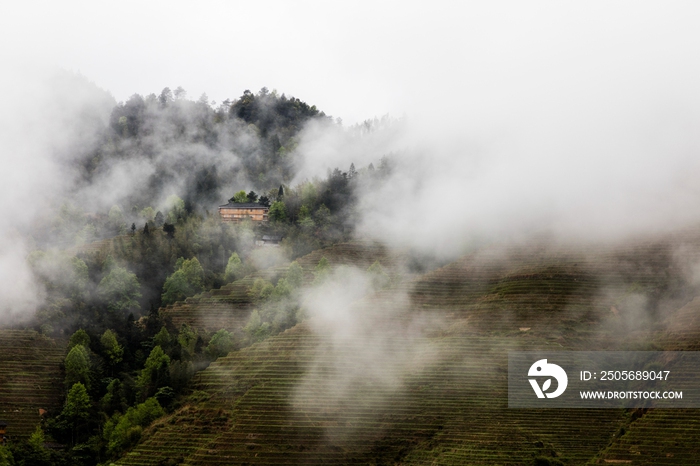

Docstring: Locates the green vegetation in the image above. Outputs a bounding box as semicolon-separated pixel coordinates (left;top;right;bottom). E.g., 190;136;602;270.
0;445;13;466
230;190;249;203
286;261;303;288
223;252;244;282
63;345;91;390
4;86;374;462
60;382;91;445
205;329;235;359
97;265;142;313
9;232;700;464
268;200;287;222
243;269;300;343
67;329;90;351
312;256;330;284
106;238;700;465
9;84;700;465
101;329;124;370
136;346;170;399
161;257;205;305
104;398;164;457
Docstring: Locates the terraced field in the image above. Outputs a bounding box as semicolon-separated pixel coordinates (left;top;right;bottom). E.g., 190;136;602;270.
160;277;258;333
159;241;398;333
657;297;700;351
117;232;700;465
116;326;627;464
596;409;700;464
0;330;65;440
69;233;136;256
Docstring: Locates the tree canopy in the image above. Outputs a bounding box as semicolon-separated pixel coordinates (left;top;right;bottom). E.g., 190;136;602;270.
268;201;287;222
231;190;249;203
68;329;90;351
97;265;142;313
136;346;170;399
224;252;244;282
13;85;398;466
101;329;124;368
62;382;91;426
64;344;91;389
161;257;205;305
206;329;235;359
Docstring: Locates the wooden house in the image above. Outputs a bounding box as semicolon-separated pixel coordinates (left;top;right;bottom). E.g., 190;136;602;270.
218;202;269;222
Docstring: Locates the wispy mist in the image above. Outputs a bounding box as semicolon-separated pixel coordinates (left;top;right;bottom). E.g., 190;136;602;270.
0;66;114;321
293;267;443;438
288;3;700;259
5;3;700;324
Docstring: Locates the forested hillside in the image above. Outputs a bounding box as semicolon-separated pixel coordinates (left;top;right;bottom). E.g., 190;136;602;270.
33;85;396;248
6;84;700;466
6;2;700;465
0;87;402;465
111;230;700;465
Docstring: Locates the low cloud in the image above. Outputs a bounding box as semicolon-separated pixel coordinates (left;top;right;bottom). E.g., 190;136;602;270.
0;66;114;322
293;267;444;440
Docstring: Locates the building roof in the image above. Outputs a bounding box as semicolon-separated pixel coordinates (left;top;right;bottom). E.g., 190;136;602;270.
219;202;269;209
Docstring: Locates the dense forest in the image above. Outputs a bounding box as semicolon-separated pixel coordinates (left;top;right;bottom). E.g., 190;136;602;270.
2;87;396;465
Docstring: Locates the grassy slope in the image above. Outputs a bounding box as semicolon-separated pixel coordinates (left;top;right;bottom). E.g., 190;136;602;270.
0;330;65;440
118;232;700;465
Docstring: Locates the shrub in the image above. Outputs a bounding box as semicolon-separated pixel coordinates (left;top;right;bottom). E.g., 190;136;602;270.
286;261;304;288
206;329;236;359
105;398;164;457
312;257;330;285
161;257;204;305
224;252;245;282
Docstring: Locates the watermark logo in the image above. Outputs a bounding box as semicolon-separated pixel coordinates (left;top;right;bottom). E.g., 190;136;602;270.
528;359;568;398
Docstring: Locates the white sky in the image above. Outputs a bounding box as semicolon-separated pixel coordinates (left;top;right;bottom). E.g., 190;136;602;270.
3;1;699;125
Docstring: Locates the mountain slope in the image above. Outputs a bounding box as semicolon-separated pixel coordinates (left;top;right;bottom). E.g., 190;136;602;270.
116;231;700;465
0;330;65;439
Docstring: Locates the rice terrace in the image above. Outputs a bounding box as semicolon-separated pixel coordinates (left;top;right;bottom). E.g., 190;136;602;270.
5;229;700;464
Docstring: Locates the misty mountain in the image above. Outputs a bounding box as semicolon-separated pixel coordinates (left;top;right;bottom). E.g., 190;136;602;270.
81;86;330;216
